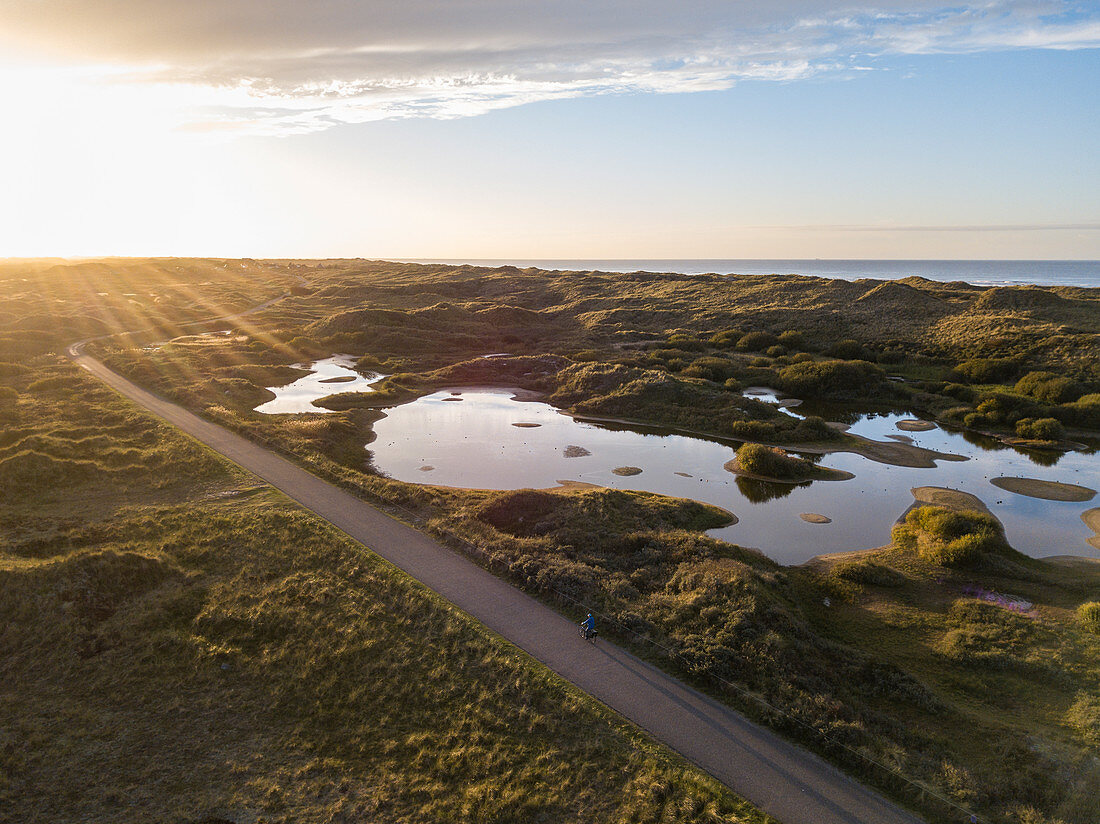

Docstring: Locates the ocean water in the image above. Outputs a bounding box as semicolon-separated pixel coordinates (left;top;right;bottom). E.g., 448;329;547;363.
403;259;1100;288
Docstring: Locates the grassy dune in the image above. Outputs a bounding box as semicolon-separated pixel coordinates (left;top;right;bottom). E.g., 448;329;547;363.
0;361;767;822
6;258;1100;824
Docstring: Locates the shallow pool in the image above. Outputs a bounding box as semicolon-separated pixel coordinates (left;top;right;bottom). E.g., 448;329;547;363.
254;355;383;414
369;388;1100;565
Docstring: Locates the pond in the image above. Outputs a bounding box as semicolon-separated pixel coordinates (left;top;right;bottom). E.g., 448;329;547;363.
259;360;1100;566
369;389;1100;565
254;355;383;414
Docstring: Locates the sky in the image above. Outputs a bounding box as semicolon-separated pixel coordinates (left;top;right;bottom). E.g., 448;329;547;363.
0;0;1097;260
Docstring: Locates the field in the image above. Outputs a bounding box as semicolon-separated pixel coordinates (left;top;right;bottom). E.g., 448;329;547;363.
5;258;1100;824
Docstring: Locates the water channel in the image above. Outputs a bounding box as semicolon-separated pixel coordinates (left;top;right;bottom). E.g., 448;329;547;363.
259;357;1100;566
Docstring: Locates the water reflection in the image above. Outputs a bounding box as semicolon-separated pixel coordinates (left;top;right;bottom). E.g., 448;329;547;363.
255;355;383;414
369;388;1100;564
735;476;808;503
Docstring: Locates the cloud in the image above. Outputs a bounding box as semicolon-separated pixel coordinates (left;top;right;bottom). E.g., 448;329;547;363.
1;0;1097;135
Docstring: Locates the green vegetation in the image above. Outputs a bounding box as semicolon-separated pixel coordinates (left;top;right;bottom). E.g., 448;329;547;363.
1077;601;1100;633
0;284;769;821
891;506;1019;568
1014;417;1065;442
733;443;843;482
6;258;1100;824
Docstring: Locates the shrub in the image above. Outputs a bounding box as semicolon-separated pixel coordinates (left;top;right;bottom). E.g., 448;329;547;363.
708;329;743;348
722;377;743;392
728;420;780;441
680;356;737;382
733;366;778;387
736;331;779;352
777;330;806;350
943;383;977;402
776;359;886;398
736;443;809;479
665;334;707;352
1015;371;1083;404
765;345;787;358
1077;601;1100;634
952;358;1021;384
894;506;1009;567
791;415;833;441
827;339;866;360
974;392;1038;425
1014;417;1064;441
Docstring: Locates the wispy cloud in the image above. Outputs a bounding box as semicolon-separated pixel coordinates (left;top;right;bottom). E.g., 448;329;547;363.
1;0;1097;135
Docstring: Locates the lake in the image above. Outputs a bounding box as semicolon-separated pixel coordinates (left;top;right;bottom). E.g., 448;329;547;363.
260;357;1100;565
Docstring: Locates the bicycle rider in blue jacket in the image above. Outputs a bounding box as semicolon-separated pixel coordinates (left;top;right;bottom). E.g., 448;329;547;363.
581;612;596;639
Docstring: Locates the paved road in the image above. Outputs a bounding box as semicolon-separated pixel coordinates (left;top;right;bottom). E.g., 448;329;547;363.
71;345;925;824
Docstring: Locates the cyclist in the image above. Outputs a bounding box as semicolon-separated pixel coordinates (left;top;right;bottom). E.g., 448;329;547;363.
581;612;596;640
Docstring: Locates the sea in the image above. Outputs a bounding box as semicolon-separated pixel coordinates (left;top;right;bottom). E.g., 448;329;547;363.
402;259;1100;289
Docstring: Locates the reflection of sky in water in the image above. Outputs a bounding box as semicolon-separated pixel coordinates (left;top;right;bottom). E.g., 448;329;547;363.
255;355;382;414
371;389;1100;566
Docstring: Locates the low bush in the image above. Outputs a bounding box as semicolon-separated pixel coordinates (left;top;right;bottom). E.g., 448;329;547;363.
1057;393;1100;429
952;358;1021;384
736;331;779;352
943;383;977;402
776;359;886;399
1014;417;1065;441
892;506;1011;568
777;330;806;350
736;443;811;480
1015;371;1083;404
680;356;737;382
1077;601;1100;634
826;339;866;360
708;328;743;348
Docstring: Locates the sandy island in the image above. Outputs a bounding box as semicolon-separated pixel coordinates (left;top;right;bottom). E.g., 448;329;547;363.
1081;508;1100;550
898;486;994;522
563;445;591;458
512;422;541;428
319;375;357;384
612;466;643;476
990;477;1096;502
800;513;832;524
896;419;936;432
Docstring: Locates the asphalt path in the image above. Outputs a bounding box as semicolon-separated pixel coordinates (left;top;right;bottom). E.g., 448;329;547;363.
70;344;926;824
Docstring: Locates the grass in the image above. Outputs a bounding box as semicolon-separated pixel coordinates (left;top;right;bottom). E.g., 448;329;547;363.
0;359;769;822
8;257;1100;824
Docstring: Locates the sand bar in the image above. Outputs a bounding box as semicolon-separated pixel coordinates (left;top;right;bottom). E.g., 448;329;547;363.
1082;508;1100;550
990;477;1096;502
800;513;832;524
896;419;936;432
612;466;643;476
899;486;994;523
